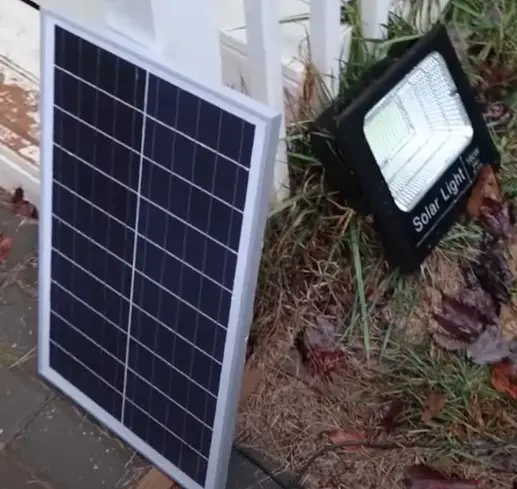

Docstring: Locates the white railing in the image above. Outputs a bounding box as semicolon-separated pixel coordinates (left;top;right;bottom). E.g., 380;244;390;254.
5;0;449;207
237;0;450;205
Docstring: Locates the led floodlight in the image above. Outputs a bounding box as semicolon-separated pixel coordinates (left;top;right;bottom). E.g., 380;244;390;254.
311;24;499;273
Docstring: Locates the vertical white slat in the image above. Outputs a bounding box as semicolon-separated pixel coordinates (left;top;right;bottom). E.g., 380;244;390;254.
42;0;105;26
309;0;342;102
104;0;156;45
104;0;222;84
151;0;222;84
243;0;290;204
360;0;391;39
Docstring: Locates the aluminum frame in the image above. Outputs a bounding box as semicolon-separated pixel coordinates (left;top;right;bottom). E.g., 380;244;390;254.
38;9;282;489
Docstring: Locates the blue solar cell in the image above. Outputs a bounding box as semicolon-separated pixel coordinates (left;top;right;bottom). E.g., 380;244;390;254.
55;26;146;109
147;74;256;168
51;251;131;327
54;69;144;150
45;21;268;489
50;312;126;391
52;183;136;263
127;339;217;425
51;283;128;365
125;371;212;457
54;147;138;226
54;110;141;190
50;342;123;418
52;218;133;298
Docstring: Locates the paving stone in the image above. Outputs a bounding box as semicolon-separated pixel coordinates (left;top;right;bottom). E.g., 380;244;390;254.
0;454;52;489
0;366;49;444
10;398;145;489
0;204;38;361
0;291;37;365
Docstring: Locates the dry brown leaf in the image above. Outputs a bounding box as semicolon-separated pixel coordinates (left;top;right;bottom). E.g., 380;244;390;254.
479;197;513;239
473;239;513;305
295;316;347;379
432;292;490;343
491;360;517;400
11;186;38;219
11;186;24;205
327;430;364;451
421;392;445;423
12;201;38;220
466;324;517;365
380;398;405;433
404;464;479;489
239;367;262;405
500;304;517;340
466;165;502;218
0;235;13;263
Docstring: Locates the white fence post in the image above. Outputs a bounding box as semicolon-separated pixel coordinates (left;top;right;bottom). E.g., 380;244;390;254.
360;0;391;39
243;0;290;205
309;0;342;102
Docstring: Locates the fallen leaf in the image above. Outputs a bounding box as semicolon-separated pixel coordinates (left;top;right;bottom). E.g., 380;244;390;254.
12;201;38;220
476;61;517;103
421;392;445;423
483;101;513;128
11;186;24;205
457;274;499;319
491;360;517;400
500;304;517;340
433;293;488;343
328;430;364;451
467;166;502;218
305;316;341;350
239;366;262;405
295;316;347;379
479;197;513;239
10;187;38;220
0;235;13;263
404;464;479;489
473;239;513;305
466;325;517;365
431;332;470;352
380;398;405;433
431;269;501;352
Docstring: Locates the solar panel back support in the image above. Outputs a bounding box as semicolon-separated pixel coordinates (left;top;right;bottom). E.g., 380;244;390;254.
37;9;282;489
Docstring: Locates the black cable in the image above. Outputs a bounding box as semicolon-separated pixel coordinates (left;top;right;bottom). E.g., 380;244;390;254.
18;0;40;11
235;440;424;489
233;444;296;489
234;438;517;489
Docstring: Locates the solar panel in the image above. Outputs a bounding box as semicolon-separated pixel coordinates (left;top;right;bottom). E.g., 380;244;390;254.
37;11;281;489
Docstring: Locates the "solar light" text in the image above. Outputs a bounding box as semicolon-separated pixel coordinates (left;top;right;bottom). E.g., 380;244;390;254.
412;166;468;233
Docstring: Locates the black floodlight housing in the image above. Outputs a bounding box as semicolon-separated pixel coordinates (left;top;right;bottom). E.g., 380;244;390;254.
311;23;500;273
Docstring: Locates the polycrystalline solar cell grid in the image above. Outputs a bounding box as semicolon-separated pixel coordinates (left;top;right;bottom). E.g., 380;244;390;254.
50;25;256;486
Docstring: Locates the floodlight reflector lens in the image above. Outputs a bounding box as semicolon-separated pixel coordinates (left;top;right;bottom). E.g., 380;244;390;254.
363;51;473;212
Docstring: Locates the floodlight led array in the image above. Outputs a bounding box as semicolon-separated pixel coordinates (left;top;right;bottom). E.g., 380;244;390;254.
364;52;474;212
312;24;500;272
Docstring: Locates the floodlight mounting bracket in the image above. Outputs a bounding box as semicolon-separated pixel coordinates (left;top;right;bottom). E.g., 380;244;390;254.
311;23;500;273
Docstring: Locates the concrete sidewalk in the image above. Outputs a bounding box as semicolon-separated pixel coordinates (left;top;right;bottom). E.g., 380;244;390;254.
0;199;280;489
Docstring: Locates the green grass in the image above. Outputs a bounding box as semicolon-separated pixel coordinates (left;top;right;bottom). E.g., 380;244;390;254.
277;0;517;350
248;2;517;483
265;0;517;441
